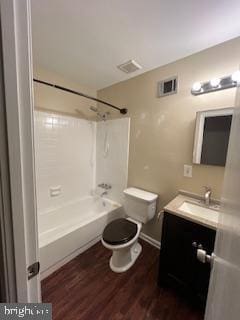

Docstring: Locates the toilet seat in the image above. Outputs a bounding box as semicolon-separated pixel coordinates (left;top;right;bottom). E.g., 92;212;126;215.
102;218;137;245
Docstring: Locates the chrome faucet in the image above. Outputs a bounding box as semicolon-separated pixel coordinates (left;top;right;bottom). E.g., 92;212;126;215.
97;183;111;198
203;186;212;206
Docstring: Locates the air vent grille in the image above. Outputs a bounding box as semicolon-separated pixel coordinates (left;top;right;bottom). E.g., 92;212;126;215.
158;76;178;97
117;60;142;73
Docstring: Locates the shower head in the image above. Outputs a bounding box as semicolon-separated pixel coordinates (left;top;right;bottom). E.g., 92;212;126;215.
100;112;110;121
90;106;110;121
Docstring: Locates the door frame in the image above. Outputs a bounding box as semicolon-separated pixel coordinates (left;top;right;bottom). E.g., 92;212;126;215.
0;16;17;301
0;0;41;302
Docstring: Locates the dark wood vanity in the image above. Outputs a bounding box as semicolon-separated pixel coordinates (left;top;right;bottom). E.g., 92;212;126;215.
158;211;216;308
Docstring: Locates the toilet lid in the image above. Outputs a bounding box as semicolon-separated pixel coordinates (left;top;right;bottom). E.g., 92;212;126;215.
103;218;138;245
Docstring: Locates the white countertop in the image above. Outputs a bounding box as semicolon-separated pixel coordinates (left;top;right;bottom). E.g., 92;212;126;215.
164;193;220;230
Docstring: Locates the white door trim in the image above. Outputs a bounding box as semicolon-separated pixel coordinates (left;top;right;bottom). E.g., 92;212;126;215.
0;0;40;302
0;24;17;301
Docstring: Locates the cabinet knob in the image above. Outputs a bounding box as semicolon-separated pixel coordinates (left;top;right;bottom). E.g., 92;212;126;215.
192;241;198;248
192;242;203;249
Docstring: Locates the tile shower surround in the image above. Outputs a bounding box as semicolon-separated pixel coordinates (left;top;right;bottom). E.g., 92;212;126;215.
34;111;129;213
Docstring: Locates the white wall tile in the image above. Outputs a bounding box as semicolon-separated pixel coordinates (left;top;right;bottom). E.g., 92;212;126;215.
35;111;130;213
34;111;96;213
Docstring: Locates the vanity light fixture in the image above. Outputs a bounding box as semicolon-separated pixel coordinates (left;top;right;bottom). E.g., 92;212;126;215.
210;78;221;88
231;70;240;83
191;72;240;96
192;82;202;92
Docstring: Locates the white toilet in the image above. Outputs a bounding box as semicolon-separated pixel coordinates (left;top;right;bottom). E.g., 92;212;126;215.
101;187;158;273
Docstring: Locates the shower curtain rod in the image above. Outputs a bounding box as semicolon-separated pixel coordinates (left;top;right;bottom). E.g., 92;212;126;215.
33;78;128;114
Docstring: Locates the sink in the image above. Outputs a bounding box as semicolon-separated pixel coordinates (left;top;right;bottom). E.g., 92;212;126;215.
178;201;219;224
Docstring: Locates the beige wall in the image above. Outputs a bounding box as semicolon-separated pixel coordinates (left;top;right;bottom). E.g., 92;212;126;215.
33;66;97;119
98;37;240;241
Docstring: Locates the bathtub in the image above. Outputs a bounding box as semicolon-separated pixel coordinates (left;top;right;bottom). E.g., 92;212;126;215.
38;196;123;279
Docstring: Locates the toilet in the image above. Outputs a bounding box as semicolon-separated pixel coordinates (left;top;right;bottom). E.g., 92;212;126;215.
101;187;158;273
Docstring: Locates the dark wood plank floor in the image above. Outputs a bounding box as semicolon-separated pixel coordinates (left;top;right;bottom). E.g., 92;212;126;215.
42;240;204;320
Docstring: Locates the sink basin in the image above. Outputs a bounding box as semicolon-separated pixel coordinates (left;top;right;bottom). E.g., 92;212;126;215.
178;201;219;224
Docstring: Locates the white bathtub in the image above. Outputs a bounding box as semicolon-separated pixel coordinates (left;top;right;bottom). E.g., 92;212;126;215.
38;196;123;279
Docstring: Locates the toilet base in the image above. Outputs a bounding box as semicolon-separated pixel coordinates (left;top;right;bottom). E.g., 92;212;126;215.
109;242;142;273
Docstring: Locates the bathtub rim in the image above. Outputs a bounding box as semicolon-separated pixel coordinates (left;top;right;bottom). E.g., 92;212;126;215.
38;196;122;248
38;195;120;216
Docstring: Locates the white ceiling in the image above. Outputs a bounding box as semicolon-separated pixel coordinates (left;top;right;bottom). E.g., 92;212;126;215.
31;0;240;90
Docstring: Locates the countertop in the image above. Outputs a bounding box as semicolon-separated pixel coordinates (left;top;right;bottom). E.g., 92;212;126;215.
164;192;220;230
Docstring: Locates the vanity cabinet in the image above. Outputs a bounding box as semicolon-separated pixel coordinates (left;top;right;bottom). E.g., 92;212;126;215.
158;212;216;307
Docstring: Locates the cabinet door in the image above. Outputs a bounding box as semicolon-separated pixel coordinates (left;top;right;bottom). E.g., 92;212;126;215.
158;213;196;290
158;212;216;305
193;226;216;301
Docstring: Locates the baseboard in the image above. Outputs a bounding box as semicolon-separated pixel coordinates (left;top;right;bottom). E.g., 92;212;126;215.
140;232;161;249
40;235;101;280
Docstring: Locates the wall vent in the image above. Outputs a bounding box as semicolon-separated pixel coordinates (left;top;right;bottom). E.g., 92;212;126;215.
158;76;178;97
117;60;142;73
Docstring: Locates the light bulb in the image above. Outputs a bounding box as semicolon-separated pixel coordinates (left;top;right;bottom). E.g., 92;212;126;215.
210;78;221;88
192;82;202;92
231;71;240;82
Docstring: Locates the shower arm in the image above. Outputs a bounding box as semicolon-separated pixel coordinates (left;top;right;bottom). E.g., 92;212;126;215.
33;78;128;115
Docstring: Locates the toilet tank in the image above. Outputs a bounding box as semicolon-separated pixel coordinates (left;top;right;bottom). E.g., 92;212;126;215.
123;187;158;224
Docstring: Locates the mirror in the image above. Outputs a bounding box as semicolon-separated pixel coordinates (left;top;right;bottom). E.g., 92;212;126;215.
193;108;233;166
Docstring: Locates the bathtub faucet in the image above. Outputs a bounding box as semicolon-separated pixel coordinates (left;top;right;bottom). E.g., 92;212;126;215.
98;183;112;190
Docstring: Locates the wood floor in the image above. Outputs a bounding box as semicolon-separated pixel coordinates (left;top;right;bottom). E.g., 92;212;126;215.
42;240;204;320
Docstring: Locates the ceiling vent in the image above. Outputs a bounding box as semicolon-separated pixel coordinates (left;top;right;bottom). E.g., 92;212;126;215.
117;60;142;74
